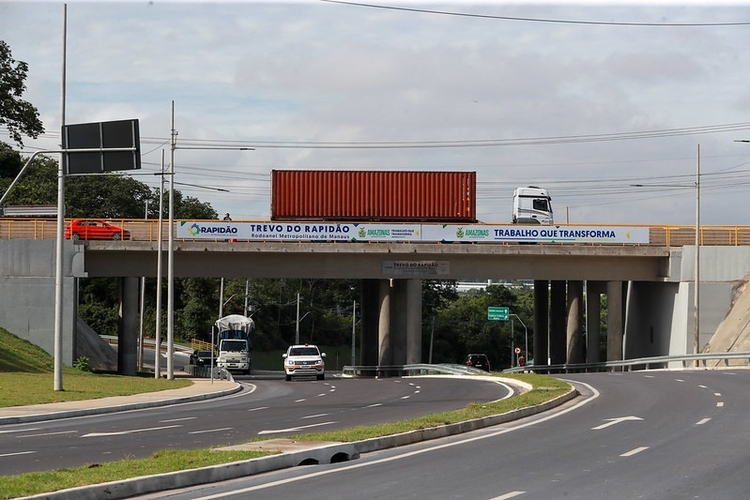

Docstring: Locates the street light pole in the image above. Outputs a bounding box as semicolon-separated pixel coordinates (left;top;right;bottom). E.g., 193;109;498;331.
510;313;528;362
694;145;700;364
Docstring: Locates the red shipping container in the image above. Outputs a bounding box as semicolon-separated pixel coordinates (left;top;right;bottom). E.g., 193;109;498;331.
271;170;477;222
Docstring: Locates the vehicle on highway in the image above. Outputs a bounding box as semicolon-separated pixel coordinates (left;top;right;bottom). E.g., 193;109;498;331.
282;343;326;381
189;349;214;366
214;314;254;375
64;219;131;240
465;353;491;372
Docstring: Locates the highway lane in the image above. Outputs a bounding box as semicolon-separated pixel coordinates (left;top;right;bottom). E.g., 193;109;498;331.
0;375;513;476
140;370;750;500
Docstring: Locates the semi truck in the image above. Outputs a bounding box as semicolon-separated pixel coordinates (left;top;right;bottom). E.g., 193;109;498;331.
214;314;254;375
271;170;552;226
271;170;477;222
512;186;553;225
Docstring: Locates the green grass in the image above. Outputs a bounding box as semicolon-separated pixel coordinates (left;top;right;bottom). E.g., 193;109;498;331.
0;449;275;499
0;327;571;498
0;328;191;407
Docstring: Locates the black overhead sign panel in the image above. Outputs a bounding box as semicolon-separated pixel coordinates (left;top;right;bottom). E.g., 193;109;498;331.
62;119;141;174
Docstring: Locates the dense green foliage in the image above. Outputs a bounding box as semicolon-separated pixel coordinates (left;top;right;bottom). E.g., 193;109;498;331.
0;40;44;147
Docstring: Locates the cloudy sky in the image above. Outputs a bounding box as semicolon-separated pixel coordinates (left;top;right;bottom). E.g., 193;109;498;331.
2;0;750;225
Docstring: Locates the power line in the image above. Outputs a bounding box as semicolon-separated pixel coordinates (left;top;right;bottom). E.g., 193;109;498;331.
322;1;750;27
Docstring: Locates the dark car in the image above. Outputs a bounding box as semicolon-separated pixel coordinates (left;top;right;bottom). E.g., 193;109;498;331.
465;353;491;372
190;349;214;366
64;219;131;240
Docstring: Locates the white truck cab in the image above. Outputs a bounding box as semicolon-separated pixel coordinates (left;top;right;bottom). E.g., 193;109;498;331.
512;186;553;225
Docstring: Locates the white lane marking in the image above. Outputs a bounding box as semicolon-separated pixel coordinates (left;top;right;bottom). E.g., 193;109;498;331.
81;424;181;438
491;492;526;500
193;381;600;498
0;450;36;458
257;421;337;435
400;396;411;400
714;392;722;397
698;385;707;389
365;403;382;408
643;375;655;378
16;430;78;438
0;428;41;435
620;446;649;457
247;406;269;412
189;427;233;435
591;416;643;430
294;399;306;403
717;402;725;408
415;390;421;394
696;418;711;425
675;379;685;383
316;393;327;397
302;413;330;419
160;417;197;423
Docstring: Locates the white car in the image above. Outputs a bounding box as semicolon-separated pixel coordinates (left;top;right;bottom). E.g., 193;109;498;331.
282;344;326;381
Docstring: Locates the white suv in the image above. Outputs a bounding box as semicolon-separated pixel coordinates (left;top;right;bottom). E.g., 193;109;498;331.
282;344;326;381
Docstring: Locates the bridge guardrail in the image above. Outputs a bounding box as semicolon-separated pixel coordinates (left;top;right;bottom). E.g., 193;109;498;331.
341;353;750;378
502;351;750;374
341;363;496;377
6;218;750;247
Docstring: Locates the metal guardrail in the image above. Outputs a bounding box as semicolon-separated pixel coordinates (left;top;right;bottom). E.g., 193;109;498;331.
341;363;492;377
340;353;750;378
502;351;750;374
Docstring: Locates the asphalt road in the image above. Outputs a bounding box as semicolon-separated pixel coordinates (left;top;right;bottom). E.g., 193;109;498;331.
132;370;750;500
0;374;514;476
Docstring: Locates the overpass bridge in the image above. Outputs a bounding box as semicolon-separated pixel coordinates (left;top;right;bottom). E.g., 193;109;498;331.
3;219;750;375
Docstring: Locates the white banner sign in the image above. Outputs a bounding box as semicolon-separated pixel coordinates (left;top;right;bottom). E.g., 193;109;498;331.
177;221;650;244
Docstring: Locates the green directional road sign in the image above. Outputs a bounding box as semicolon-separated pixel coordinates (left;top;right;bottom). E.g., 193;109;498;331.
488;306;509;321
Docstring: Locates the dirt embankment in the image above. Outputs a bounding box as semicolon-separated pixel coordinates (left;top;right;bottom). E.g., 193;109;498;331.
702;276;750;366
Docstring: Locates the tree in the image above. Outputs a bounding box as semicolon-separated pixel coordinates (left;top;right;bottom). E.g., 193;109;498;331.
0;41;44;147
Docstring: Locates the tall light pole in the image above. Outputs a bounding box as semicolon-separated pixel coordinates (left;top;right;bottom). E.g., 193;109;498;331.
154;150;165;378
694;145;700;363
510;313;528;362
165;101;254;379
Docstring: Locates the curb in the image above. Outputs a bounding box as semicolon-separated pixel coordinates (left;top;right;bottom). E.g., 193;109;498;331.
18;386;578;500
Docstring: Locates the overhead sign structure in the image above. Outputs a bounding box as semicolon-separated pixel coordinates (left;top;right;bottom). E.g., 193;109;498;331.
62;119;141;174
488;306;509;321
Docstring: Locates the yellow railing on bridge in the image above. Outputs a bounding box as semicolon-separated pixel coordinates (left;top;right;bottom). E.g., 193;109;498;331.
2;218;750;247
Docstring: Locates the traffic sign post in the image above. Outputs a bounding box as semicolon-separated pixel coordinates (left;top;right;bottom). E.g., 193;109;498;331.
487;306;509;321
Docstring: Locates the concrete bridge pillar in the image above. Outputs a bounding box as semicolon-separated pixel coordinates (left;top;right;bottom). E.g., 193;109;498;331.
533;280;549;366
566;280;584;364
118;277;139;376
360;279;380;366
607;281;626;362
549;280;567;365
361;278;422;367
586;281;606;363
